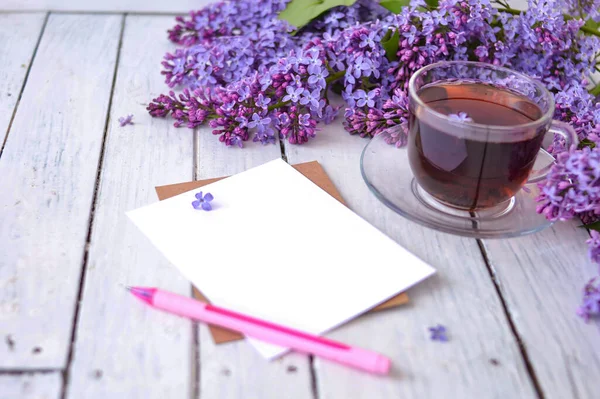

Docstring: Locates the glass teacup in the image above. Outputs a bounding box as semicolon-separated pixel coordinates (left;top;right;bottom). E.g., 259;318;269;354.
407;61;578;211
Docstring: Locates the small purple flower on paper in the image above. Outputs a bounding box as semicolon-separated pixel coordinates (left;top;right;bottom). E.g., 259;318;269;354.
428;324;448;342
448;112;474;123
118;114;134;127
192;191;214;211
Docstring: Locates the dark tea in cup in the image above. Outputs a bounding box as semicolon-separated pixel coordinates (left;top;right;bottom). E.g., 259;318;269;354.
407;61;577;211
409;82;544;209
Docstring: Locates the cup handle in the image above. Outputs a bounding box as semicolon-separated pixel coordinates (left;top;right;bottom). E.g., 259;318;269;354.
526;121;579;184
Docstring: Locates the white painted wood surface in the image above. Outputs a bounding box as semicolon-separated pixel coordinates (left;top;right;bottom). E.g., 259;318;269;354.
0;372;62;399
199;324;314;399
1;0;598;397
284;122;537;398
0;15;121;368
482;223;600;399
0;14;121;369
0;0;212;13
64;16;195;399
0;13;46;146
195;125;314;399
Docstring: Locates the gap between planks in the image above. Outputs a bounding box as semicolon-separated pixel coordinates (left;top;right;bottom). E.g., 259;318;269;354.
58;14;126;399
308;356;320;399
475;239;545;399
0;368;61;375
0;12;49;160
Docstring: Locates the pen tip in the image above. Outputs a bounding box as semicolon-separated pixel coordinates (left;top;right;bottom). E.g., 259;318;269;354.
125;286;132;291
126;286;155;304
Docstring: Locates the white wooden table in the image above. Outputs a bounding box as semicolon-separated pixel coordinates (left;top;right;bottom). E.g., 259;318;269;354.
1;2;599;398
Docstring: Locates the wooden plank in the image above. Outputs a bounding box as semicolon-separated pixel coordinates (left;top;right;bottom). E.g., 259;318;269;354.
0;0;213;13
196;128;283;180
196;125;314;399
481;223;600;399
510;0;528;8
0;14;121;369
0;372;62;399
64;16;194;399
199;324;314;399
0;13;46;146
284;122;537;398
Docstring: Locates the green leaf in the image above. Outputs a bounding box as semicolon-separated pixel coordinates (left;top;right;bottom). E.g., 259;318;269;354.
379;0;409;13
381;28;400;62
584;18;600;32
278;0;357;30
590;83;600;97
425;0;439;8
581;17;600;37
579;138;597;150
580;220;600;231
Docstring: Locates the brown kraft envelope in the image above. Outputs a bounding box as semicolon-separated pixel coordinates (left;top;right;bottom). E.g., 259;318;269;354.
155;160;409;344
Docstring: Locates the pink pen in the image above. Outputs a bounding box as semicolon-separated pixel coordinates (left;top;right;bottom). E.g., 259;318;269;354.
127;287;391;375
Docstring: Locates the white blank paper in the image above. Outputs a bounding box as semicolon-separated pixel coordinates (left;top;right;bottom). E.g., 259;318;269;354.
127;159;435;359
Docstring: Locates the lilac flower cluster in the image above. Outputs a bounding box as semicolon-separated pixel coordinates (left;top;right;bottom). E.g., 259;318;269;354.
151;0;600;145
151;0;600;142
536;147;600;221
162;25;298;89
166;0;290;47
150;47;342;146
344;88;410;145
163;0;388;91
385;0;497;90
553;83;600;146
559;0;600;23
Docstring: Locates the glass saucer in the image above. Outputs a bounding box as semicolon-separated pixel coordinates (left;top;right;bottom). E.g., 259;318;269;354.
360;132;555;239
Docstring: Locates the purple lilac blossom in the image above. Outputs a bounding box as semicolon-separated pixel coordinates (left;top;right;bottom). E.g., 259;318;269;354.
559;0;600;23
577;277;600;321
428;324;449;342
587;230;600;265
536;147;600;221
448;112;474;122
118;114;134;126
192;191;214;211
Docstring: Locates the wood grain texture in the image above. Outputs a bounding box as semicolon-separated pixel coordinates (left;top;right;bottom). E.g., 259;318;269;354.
482;223;600;399
199;324;314;399
510;0;528;9
195;125;314;399
0;14;121;369
0;0;212;13
0;372;62;399
284;121;537;399
0;13;46;146
64;16;194;399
